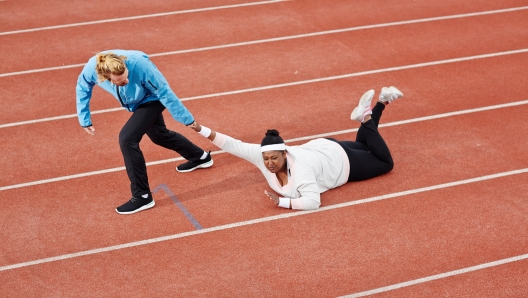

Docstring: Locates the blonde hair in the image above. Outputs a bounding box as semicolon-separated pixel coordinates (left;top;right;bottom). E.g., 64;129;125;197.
95;52;127;82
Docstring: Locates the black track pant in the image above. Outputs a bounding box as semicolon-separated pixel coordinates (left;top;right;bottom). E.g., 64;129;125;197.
119;100;204;197
328;102;394;182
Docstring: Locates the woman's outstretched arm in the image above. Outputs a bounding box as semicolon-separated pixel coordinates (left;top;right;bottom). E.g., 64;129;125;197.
188;121;263;166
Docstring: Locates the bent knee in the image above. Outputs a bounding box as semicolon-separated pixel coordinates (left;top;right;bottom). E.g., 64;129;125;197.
382;161;394;175
386;161;394;172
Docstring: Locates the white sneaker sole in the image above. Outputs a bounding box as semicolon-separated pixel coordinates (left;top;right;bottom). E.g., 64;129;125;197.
379;86;403;103
351;89;374;122
388;86;403;98
176;159;214;173
115;200;155;215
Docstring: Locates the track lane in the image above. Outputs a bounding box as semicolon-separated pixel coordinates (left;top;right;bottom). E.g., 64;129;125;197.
0;3;319;74
2;0;526;33
2;53;528;186
280;0;528;31
1;11;527;125
362;259;528;297
1;3;527;74
1;173;527;296
1;104;527;266
0;0;283;32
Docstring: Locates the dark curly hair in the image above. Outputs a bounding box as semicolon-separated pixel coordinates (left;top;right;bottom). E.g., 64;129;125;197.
261;129;284;146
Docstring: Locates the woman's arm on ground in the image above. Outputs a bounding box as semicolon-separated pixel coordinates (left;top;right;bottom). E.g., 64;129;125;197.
266;191;321;210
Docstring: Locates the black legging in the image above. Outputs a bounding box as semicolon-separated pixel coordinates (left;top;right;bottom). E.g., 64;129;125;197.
328;102;393;182
119;100;204;197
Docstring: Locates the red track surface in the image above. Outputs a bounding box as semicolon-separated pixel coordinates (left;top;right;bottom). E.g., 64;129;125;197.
1;0;527;297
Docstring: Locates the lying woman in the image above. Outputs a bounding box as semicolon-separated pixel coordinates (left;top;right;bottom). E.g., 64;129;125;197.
189;87;403;210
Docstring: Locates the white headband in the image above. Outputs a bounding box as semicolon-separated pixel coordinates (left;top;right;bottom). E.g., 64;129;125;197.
261;143;286;152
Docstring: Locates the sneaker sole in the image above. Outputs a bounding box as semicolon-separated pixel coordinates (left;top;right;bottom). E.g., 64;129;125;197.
176;159;214;173
350;89;374;121
379;86;404;103
389;86;404;98
379;87;392;103
115;200;155;215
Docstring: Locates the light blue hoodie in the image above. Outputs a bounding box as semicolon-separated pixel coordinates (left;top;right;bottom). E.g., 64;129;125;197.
76;50;194;127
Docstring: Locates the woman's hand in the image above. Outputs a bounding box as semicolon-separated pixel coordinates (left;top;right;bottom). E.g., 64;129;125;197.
189;121;201;132
83;126;96;136
264;190;279;205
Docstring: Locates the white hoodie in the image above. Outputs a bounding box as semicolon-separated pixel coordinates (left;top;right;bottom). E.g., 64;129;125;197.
212;133;350;210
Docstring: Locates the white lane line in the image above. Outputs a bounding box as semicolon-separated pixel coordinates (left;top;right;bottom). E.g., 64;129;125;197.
286;100;528;143
0;63;86;78
340;253;528;297
0;156;183;192
1;6;527;78
1;167;526;272
1;48;527;130
180;48;528;101
149;6;528;57
1;99;527;192
0;107;124;129
0;0;288;36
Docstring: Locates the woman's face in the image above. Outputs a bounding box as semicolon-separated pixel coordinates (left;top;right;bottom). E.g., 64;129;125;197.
262;150;286;173
110;68;129;86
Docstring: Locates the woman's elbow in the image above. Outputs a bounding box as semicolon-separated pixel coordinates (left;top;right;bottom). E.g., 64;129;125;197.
292;199;320;211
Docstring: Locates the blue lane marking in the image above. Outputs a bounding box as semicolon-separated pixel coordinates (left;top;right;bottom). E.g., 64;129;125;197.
152;184;203;230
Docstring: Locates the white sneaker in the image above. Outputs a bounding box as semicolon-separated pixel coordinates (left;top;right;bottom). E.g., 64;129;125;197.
378;86;403;104
351;89;374;122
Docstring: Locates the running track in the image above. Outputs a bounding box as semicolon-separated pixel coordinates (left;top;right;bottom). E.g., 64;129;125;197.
1;0;527;296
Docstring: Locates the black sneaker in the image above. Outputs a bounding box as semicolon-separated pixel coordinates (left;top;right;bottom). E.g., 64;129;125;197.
176;151;213;173
115;194;155;215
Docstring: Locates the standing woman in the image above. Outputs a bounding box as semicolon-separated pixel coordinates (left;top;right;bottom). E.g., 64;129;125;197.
76;50;213;215
188;87;403;210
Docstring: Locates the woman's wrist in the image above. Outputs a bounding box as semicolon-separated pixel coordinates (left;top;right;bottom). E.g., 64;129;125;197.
278;197;290;209
198;125;212;137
